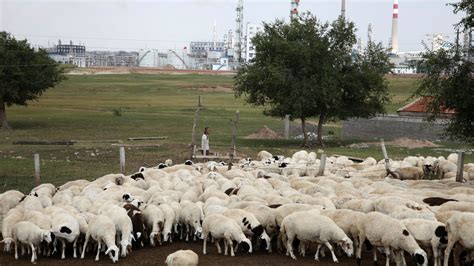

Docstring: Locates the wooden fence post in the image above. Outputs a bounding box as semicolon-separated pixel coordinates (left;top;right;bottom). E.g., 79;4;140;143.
456;151;465;182
380;139;390;173
119;147;126;174
190;107;200;159
284;115;290;140
34;154;40;186
317;154;327;176
229;110;240;170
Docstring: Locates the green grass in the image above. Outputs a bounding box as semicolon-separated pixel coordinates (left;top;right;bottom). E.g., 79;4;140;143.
0;73;472;193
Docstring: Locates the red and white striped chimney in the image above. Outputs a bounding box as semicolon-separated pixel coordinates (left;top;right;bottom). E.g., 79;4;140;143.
291;0;300;19
390;0;399;53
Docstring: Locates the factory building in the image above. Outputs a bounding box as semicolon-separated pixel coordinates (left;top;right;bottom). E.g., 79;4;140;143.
47;40;86;67
86;51;138;67
244;23;263;62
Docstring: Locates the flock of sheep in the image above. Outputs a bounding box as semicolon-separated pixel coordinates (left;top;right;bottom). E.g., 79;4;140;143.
1;149;474;266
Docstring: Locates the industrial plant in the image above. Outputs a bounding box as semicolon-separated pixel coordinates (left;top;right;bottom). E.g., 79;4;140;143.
44;0;472;73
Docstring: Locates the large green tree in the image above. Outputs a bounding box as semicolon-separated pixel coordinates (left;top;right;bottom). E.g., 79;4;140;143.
0;32;64;129
234;13;390;146
415;1;473;142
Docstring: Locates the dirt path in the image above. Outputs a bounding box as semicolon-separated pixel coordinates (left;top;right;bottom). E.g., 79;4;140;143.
0;241;422;266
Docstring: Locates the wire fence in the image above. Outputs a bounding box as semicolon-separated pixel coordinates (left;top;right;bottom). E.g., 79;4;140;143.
0;144;191;194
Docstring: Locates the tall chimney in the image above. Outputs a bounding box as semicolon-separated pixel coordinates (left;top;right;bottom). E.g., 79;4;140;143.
390;0;399;54
290;0;300;19
341;0;346;18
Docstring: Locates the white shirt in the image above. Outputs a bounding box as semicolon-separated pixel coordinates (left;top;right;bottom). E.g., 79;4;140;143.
201;134;209;152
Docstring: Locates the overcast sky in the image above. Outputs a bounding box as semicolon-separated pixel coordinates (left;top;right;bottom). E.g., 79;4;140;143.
0;0;463;52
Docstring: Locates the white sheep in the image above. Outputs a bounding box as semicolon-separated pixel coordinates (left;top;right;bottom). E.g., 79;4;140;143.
179;201;203;241
98;204;134;257
165;249;199;266
1;208;24;252
223;209;271;252
280;210;353;262
320;209;367;261
81;214;119;263
202;214;252;256
142;204;165;246
51;212;81;259
402;218;448;266
159;203;176;243
12;221;52;263
443;212;474;266
360;212;428;266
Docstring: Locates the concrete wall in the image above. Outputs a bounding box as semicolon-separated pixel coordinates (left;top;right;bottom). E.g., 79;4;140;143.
341;115;448;141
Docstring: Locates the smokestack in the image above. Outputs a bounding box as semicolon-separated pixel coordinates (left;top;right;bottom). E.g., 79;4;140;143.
290;0;300;19
390;0;399;54
341;0;346;18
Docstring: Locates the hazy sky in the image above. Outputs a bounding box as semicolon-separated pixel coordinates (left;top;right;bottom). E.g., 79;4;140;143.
0;0;463;52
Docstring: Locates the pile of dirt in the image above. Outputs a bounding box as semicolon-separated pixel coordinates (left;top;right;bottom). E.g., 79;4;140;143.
245;126;281;139
390;137;440;148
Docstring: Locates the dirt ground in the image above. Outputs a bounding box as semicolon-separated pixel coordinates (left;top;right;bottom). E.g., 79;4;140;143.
0;240;423;266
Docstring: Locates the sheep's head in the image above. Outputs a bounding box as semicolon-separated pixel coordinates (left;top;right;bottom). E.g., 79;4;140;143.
105;245;119;263
162;230;172;242
239;238;252;253
412;248;427;266
338;237;353;257
42;230;53;244
1;237;13;252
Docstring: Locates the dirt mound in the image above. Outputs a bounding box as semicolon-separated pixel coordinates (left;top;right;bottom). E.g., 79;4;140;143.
390;137;440;148
245;126;281;139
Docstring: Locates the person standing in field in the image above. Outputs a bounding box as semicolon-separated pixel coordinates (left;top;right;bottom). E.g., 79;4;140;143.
202;127;212;155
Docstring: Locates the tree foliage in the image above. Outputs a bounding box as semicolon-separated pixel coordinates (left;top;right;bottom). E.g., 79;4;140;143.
415;1;474;142
450;0;474;29
234;13;391;146
0;31;64;129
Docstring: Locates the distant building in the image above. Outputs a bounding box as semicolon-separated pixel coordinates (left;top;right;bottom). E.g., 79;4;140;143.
189;41;225;58
86;51;138;67
397;97;455;118
244;23;263;62
47;40;86;67
389;51;423;74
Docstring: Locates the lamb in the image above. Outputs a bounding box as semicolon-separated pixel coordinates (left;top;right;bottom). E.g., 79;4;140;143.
273;203;325;227
179;201;203;242
165;249;199;266
443;212;474;266
320;209;367;261
2;208;24;252
257;150;273;161
159;203;176;243
123;203;145;247
360;212;428;266
142;204;165;246
387;166;425;180
402;218;448;266
81;214;119;263
0;190;24;229
201;214;252;256
280;210;353;262
222;209;271;252
99;204;134;257
51;212;81;259
12;221;52;263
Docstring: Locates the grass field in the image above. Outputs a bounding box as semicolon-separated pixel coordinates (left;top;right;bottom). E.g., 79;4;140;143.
0;72;472;193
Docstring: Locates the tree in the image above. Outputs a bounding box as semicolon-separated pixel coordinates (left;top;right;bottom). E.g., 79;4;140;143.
415;1;473;142
234;13;391;146
450;0;474;29
0;32;64;129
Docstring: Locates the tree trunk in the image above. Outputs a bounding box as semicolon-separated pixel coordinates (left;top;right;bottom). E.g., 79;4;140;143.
317;113;325;147
0;100;11;130
301;117;308;147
